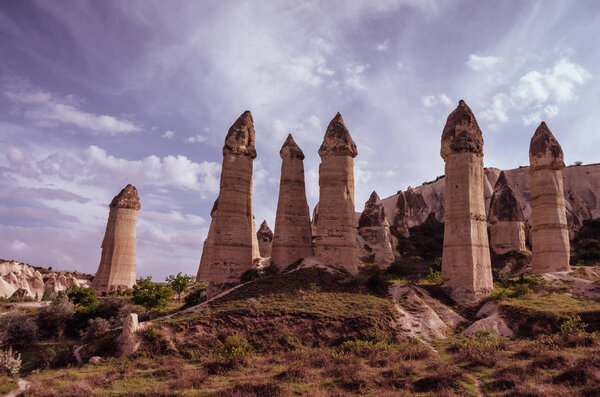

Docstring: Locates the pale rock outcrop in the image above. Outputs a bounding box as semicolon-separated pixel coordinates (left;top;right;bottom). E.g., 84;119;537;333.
92;184;140;293
271;134;314;268
252;216;260;261
440;100;493;304
117;313;145;356
196;198;218;282
201;111;257;286
358;191;396;268
257;221;273;258
463;301;514;337
529;122;570;273
314;113;359;274
489;171;527;254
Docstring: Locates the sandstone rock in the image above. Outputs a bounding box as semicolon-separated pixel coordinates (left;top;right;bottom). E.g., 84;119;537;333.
92;184;140;293
271;134;314;268
251;215;260;260
257;220;273;258
529;122;570;273
314;113;359;274
358;191;396;268
200;111;257;287
463;314;514;337
88;356;102;365
196;198;218;282
117;313;144;356
489;171;526;254
440;100;493;304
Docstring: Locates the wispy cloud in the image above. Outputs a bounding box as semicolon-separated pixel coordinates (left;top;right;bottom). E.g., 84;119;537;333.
466;54;502;71
184;134;207;144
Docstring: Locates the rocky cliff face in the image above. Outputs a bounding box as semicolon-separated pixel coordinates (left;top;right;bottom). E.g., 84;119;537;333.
380;163;600;239
0;260;91;300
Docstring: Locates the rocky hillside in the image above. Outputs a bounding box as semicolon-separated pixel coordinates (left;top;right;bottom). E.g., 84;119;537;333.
382;163;600;238
0;260;91;300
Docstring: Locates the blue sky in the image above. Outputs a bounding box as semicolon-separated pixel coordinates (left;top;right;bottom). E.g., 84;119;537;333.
1;0;599;279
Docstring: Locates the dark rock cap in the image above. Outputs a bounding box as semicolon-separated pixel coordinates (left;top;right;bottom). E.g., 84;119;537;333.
441;100;484;159
280;134;305;160
257;220;273;242
110;184;141;210
223;110;257;158
358;191;389;228
318;113;358;158
529;122;564;169
489;171;523;222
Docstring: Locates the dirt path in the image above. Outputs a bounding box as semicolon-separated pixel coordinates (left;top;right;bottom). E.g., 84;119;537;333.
4;379;30;397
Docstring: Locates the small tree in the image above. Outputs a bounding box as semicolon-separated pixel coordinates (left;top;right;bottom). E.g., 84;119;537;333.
0;311;38;348
0;347;21;378
81;317;110;343
37;292;75;338
67;286;99;309
165;272;195;301
132;277;174;309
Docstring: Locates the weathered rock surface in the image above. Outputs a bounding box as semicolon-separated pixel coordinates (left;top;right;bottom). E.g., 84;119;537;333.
117;313;145;356
440;100;493;304
271;134;314;269
529;122;570;273
0;261;89;300
257;220;273;258
357;191;396;268
196;198;218;282
314;113;359;274
199;111;257;286
489;171;527;254
390;284;466;340
92;184;140;293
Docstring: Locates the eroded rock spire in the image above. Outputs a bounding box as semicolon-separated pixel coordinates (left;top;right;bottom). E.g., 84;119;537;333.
489;172;526;254
358;191;396;268
257;220;273;258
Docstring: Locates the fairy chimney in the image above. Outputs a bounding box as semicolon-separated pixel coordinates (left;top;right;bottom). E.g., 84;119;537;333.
271;135;314;268
257;220;273;258
358;191;396;268
92;184;140;293
196;198;218;282
199;111;257;287
529;122;570;273
440;100;493;304
314;113;359;274
489;172;526;254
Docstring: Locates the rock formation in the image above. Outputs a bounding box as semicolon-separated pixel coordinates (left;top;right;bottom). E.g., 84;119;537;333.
358;191;396;268
257;220;273;258
199;111;257;287
271;134;314;268
529;122;570;273
117;313;145;356
196;198;218;282
92;184;140;293
314;113;359;274
440;100;493;304
488;171;526;255
252;216;260;261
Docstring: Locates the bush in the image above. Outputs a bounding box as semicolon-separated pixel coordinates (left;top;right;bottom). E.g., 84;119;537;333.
222;335;252;360
37;292;75;338
97;297;127;321
0;347;21;378
183;284;207;308
365;264;389;296
81;318;110;343
240;268;260;283
67;286;99;309
426;268;443;284
0;310;38;348
141;326;176;356
448;330;507;367
41;290;51;301
132;277;174;309
165;273;195;301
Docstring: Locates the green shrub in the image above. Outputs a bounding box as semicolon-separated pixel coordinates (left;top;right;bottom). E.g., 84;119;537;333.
559;314;588;336
37;292;75;338
67;286;99;309
426;268;443;284
41;290;51;301
183;284;207;308
365;264;389;296
165;272;195;301
132;277;174;309
0;311;38;348
81;317;110;343
141;326;176;356
222;335;252;360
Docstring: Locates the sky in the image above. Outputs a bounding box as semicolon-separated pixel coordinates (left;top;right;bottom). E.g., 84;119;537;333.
1;0;599;280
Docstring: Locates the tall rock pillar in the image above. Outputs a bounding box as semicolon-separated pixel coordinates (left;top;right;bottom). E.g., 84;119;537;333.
271;134;314;268
196;198;218;282
92;184;140;293
358;191;396;268
257;220;273;258
314;113;359;274
489;172;526;255
529;122;570;273
440;100;493;304
203;111;257;286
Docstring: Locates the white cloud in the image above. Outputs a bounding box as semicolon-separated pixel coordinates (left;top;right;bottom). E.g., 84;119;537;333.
344;63;370;90
375;39;389;51
421;93;453;108
5;89;141;135
142;210;206;226
184;134;207;144
466;54;502;71
12;239;27;251
162;130;175;139
86;145;220;192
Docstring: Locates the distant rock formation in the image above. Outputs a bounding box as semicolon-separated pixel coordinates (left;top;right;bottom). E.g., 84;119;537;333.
440;100;493;304
314;113;359;274
529;122;570;273
358;191;396;268
271;134;314;268
0;260;90;300
257;220;273;258
489;171;526;255
92;184;140;293
252;215;260;261
196;198;218;282
199;111;257;288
